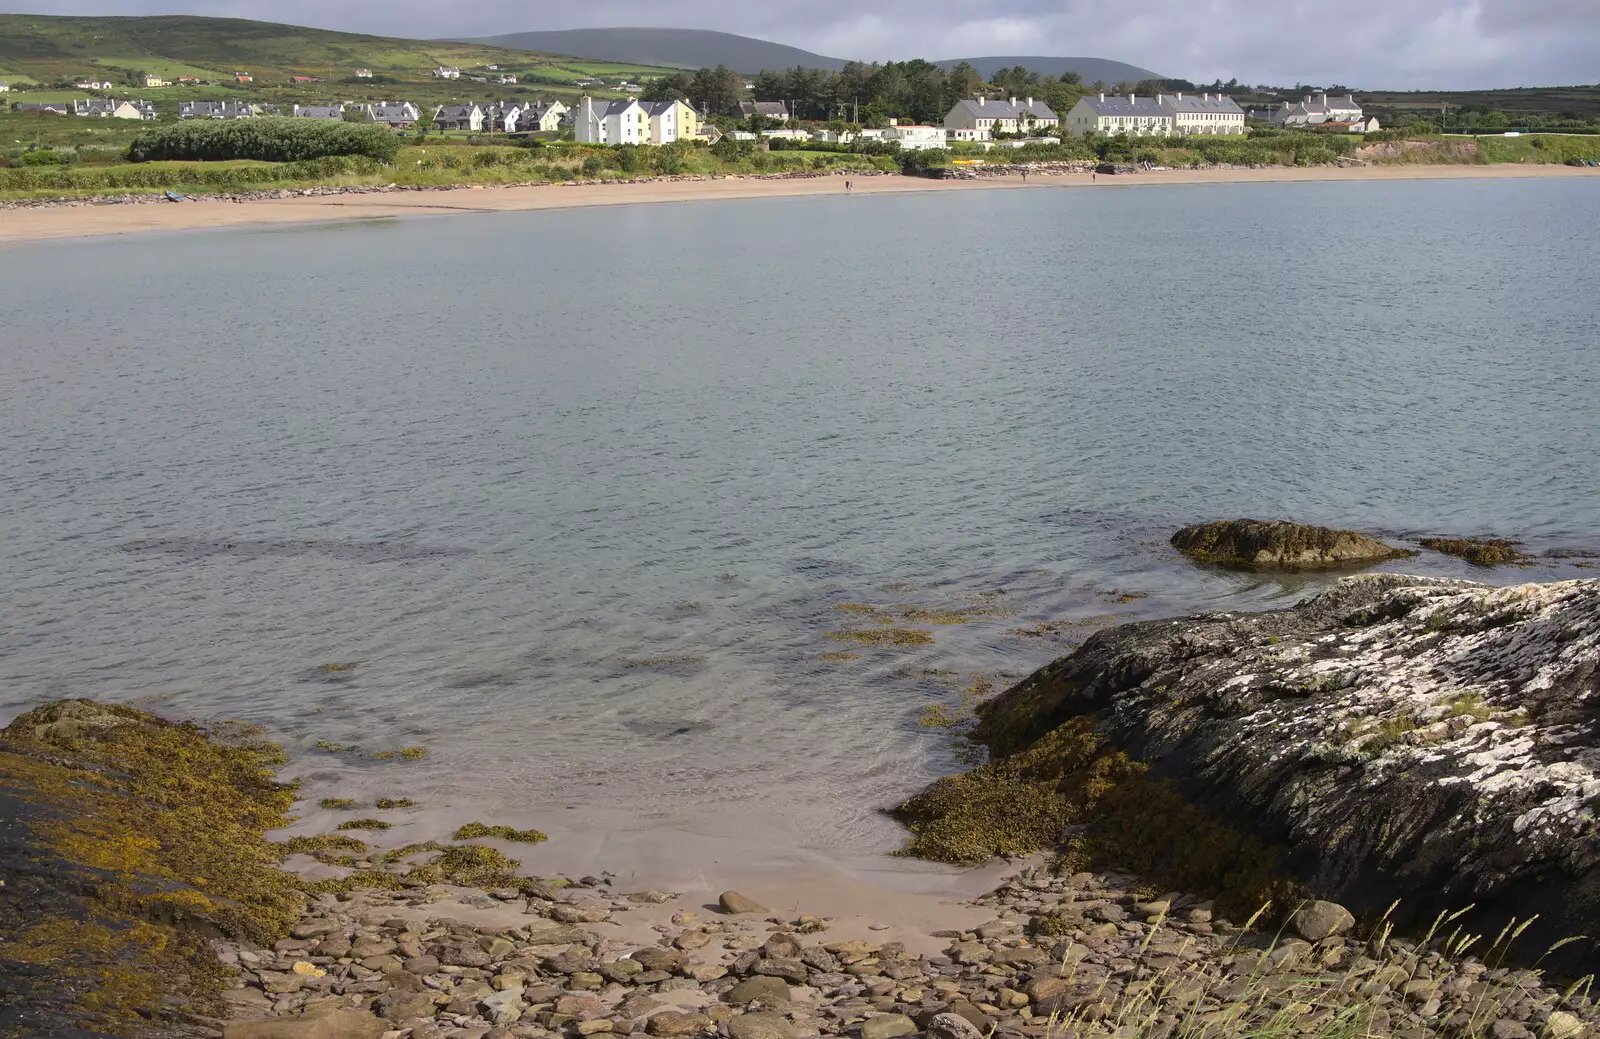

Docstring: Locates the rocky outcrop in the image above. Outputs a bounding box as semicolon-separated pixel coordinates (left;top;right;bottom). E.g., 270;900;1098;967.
1171;519;1413;569
1419;536;1527;566
908;575;1600;971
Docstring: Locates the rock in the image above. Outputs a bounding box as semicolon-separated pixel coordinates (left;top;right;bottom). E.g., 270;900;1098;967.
1493;1022;1534;1039
1170;519;1411;570
720;891;770;915
927;1012;987;1039
405;955;441;975
1290;902;1356;942
675;931;713;950
222;1010;387;1039
897;574;1600;972
632;947;686;973
753;957;809;983
481;990;526;1027
1546;1012;1585;1039
380;994;440;1022
439;943;492;967
480;935;517;958
762;933;802;959
522;924;590;946
726;976;792;1005
646;1011;713;1037
728;1012;800;1039
352;937;396;958
859;1013;917;1039
628;890;676;904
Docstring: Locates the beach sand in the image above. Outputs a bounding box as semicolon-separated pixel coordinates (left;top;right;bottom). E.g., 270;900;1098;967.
2;163;1595;245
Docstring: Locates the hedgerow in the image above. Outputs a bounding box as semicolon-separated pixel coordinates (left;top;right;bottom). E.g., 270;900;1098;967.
126;118;400;163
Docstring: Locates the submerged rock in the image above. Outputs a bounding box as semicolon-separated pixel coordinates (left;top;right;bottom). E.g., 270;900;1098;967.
1420;536;1527;566
1171;518;1412;569
899;575;1600;970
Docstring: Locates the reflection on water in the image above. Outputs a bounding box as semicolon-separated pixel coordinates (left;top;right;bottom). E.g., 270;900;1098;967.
2;179;1597;876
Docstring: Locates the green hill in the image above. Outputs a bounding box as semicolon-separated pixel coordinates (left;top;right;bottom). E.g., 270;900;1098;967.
0;13;670;93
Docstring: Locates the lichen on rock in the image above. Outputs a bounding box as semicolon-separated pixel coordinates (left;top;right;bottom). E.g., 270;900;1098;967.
1171;518;1413;569
897;575;1600;970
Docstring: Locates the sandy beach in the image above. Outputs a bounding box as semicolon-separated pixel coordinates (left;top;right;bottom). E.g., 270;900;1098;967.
1;162;1595;245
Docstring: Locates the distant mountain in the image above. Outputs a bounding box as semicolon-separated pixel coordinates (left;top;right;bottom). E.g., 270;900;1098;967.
463;28;843;73
463;27;1162;83
934;56;1162;85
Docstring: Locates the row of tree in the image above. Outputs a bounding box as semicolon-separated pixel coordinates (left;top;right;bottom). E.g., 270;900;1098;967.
642;60;1155;126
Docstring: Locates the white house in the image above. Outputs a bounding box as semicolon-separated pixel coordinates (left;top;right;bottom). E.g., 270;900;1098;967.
1272;92;1363;127
365;101;420;128
433;66;461;80
1161;92;1246;135
179;100;259;119
736;100;790;121
883;122;947;151
433;103;485;132
73;79;115;90
944;96;1059;137
574;96;646;145
760;128;811;141
507;100;568;133
642;100;688;143
354;68;373;79
1064;94;1176;136
73;98;154;120
0;82;9;93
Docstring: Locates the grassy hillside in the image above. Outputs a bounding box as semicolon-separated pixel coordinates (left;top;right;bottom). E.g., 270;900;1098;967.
464;27;840;74
0;13;671;101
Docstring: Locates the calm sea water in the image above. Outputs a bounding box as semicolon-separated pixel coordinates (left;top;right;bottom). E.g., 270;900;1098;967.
3;179;1597;883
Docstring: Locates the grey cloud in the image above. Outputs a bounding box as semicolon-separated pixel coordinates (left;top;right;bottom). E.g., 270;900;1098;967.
25;0;1600;87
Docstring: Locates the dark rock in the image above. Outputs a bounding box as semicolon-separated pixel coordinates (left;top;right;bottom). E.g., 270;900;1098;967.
753;957;809;983
632;948;686;973
1171;519;1411;570
727;1011;799;1039
726;976;792;1005
903;574;1600;972
1290;901;1356;942
927;1012;987;1039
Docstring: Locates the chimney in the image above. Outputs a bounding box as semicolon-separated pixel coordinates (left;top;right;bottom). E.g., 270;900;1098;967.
1176;91;1183;100
1010;96;1017;106
978;96;985;106
1304;95;1312;103
1319;92;1328;105
1098;92;1105;101
1157;93;1164;104
1026;96;1033;107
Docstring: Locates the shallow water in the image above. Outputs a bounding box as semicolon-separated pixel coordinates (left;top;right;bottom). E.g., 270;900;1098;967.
2;179;1597;886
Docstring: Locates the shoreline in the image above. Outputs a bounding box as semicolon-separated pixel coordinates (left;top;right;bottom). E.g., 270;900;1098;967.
2;162;1596;245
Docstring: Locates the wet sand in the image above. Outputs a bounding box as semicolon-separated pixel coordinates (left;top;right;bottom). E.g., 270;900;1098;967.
2;163;1595;245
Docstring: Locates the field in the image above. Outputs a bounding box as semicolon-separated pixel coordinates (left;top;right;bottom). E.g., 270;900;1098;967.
0;14;676;113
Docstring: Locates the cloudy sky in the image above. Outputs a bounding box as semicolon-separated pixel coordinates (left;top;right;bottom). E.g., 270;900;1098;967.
26;0;1600;88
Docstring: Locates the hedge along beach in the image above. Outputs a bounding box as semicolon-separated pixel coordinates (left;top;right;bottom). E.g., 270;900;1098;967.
2;162;1596;244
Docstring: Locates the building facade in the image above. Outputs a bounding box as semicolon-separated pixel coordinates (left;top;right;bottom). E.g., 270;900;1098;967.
1065;94;1176;136
1161;92;1246;134
883;122;947;150
575;97;646;145
432;104;485;132
944;97;1060;136
642;99;700;143
1272;92;1363;126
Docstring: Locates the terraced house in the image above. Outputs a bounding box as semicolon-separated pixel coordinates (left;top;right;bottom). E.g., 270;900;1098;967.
505;100;568;133
433;103;485;132
178;100;260;119
643;99;701;144
291;104;344;120
361;101;420;129
944;96;1060;140
1066;94;1175;136
575;96;646;145
1162;92;1246;134
1272;92;1363;126
73;98;157;120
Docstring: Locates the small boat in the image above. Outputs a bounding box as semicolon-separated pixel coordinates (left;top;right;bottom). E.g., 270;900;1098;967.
164;190;185;202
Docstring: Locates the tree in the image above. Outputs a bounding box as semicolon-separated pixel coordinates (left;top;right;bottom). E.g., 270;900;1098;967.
690;64;746;117
946;61;984;102
643;72;693;102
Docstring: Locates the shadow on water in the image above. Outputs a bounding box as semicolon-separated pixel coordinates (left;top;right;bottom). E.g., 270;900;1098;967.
118;537;471;563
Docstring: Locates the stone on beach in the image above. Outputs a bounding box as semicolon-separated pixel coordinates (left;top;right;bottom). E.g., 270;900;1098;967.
1171;518;1412;569
720;890;770;914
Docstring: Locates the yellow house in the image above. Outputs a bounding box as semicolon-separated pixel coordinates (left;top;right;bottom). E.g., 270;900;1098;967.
144;73;169;87
643;99;703;144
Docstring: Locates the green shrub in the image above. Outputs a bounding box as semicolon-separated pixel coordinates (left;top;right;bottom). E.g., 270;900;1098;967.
126;118;399;164
19;149;71;166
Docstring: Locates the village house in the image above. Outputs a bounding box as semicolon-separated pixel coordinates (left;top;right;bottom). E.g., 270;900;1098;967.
1315;115;1382;133
14;102;70;115
642;98;700;143
883;120;947;150
760;128;811;141
73;98;156;120
495;75;518;85
432;103;485;132
73;79;115;90
179;100;259;119
291;103;344;120
0;82;9;92
233;72;253;83
363;101;420;128
1159;92;1246;134
575;96;646;144
177;76;201;84
289;75;321;84
434;66;461;80
506;99;568;133
354;68;373;79
1065;93;1176;136
1272;92;1363;126
737;100;789;122
944;96;1060;137
143;74;168;87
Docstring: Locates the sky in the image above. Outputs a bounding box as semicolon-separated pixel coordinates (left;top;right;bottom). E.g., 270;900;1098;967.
21;0;1600;89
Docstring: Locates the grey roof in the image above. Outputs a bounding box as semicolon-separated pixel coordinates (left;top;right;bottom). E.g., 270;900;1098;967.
600;99;642;116
738;100;789;118
1079;95;1173;118
292;105;344;119
14;102;69;114
434;104;481;119
949;97;1058;120
369;102;417;122
1162;93;1244;115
